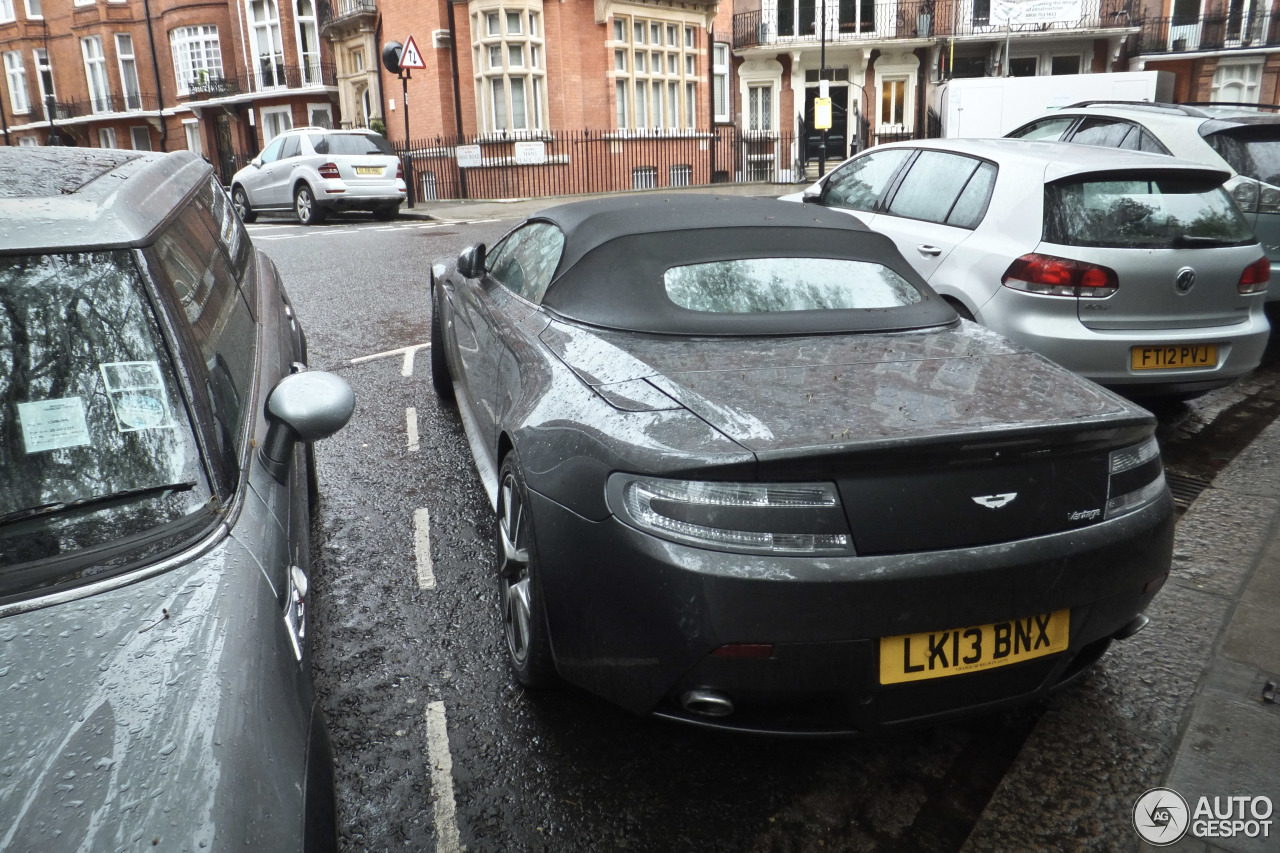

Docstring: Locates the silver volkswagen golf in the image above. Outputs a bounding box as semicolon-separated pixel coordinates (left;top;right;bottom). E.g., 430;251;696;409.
785;138;1271;397
0;147;352;851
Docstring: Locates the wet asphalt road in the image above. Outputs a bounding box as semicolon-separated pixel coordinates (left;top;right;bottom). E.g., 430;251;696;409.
250;214;1280;852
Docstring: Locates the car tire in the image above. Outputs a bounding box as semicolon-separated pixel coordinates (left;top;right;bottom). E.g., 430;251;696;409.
305;442;320;510
496;453;558;688
430;287;455;401
294;185;326;226
232;186;257;223
372;204;399;221
945;297;975;322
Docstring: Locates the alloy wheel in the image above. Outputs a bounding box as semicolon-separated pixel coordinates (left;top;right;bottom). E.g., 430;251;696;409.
498;472;533;666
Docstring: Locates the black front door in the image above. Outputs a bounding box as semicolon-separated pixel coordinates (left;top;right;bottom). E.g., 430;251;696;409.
804;85;849;161
214;115;235;185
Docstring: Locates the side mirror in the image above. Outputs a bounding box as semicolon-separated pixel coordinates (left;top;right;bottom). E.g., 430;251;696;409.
251;157;263;168
260;371;355;483
457;243;487;279
801;185;823;204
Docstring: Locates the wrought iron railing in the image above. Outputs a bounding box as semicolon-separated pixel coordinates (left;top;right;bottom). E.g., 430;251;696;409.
252;60;336;90
388;125;932;201
318;0;376;29
734;0;1134;48
181;62;334;99
184;73;245;98
63;92;159;115
1131;13;1280;53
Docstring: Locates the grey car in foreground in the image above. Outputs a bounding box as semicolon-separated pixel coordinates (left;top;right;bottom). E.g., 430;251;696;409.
429;195;1174;735
0;148;352;850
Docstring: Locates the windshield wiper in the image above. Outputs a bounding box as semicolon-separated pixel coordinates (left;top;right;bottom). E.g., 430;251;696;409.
0;482;200;527
1173;234;1239;247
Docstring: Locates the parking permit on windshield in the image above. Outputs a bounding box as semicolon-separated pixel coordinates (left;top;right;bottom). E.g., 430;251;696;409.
17;397;92;453
100;361;174;432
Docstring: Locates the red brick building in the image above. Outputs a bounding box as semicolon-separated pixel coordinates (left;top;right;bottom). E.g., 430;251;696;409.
0;0;339;183
370;0;727;139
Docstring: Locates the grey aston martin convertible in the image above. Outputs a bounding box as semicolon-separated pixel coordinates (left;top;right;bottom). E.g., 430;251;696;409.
429;195;1174;735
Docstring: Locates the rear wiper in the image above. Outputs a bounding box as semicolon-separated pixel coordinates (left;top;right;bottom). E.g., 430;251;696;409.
1173;234;1237;247
0;482;199;527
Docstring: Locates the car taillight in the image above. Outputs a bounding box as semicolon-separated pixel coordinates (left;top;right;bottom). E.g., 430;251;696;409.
318;162;340;179
1106;436;1167;520
608;474;854;556
396;161;404;180
1262;185;1280;214
1239;256;1271;294
1002;253;1118;298
1231;179;1259;214
1229;177;1280;215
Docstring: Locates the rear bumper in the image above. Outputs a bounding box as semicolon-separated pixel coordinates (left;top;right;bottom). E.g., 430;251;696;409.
978;288;1270;392
530;487;1174;735
317;179;406;209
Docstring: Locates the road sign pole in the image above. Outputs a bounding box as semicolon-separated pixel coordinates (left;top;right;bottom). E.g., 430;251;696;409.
402;69;414;208
390;35;427;209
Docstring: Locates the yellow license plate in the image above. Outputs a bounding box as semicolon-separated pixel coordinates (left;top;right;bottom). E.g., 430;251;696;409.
355;166;383;175
879;609;1069;685
1131;344;1217;371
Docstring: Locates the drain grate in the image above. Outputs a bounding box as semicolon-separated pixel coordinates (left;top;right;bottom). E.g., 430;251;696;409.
1166;472;1213;508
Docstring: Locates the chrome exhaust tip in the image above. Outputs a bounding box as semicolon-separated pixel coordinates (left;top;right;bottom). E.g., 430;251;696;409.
680;689;735;718
1114;613;1151;640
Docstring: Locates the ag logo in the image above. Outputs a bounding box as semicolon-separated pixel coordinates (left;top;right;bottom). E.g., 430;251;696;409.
972;493;1017;509
1134;787;1190;845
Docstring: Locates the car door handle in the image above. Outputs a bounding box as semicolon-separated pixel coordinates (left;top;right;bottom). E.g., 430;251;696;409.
916;245;943;257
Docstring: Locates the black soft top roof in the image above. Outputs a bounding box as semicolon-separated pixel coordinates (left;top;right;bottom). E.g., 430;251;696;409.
532;195;956;335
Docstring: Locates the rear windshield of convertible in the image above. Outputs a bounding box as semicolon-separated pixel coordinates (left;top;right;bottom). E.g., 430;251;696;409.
539;224;955;335
664;258;921;313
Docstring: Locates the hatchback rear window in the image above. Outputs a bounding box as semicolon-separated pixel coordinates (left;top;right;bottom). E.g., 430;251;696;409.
312;133;396;157
663;258;921;313
1204;127;1280;187
1043;175;1254;248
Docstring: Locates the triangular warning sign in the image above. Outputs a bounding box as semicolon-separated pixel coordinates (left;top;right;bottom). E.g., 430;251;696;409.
400;35;426;69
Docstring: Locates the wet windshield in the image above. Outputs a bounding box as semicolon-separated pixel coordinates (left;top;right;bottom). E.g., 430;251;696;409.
1044;175;1255;248
311;133;397;156
664;258;922;313
1206;128;1280;187
0;251;212;587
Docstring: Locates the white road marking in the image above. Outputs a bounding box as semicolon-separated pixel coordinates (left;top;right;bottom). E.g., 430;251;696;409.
414;508;435;589
402;344;427;377
429;217;502;225
349;342;429;366
425;701;463;853
407;407;419;452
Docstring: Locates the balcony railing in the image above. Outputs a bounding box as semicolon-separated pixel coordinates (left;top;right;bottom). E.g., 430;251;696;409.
734;0;1135;48
185;73;245;98
1131;13;1280;53
252;60;336;91
318;0;376;30
11;92;158;123
75;92;159;115
180;63;336;100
